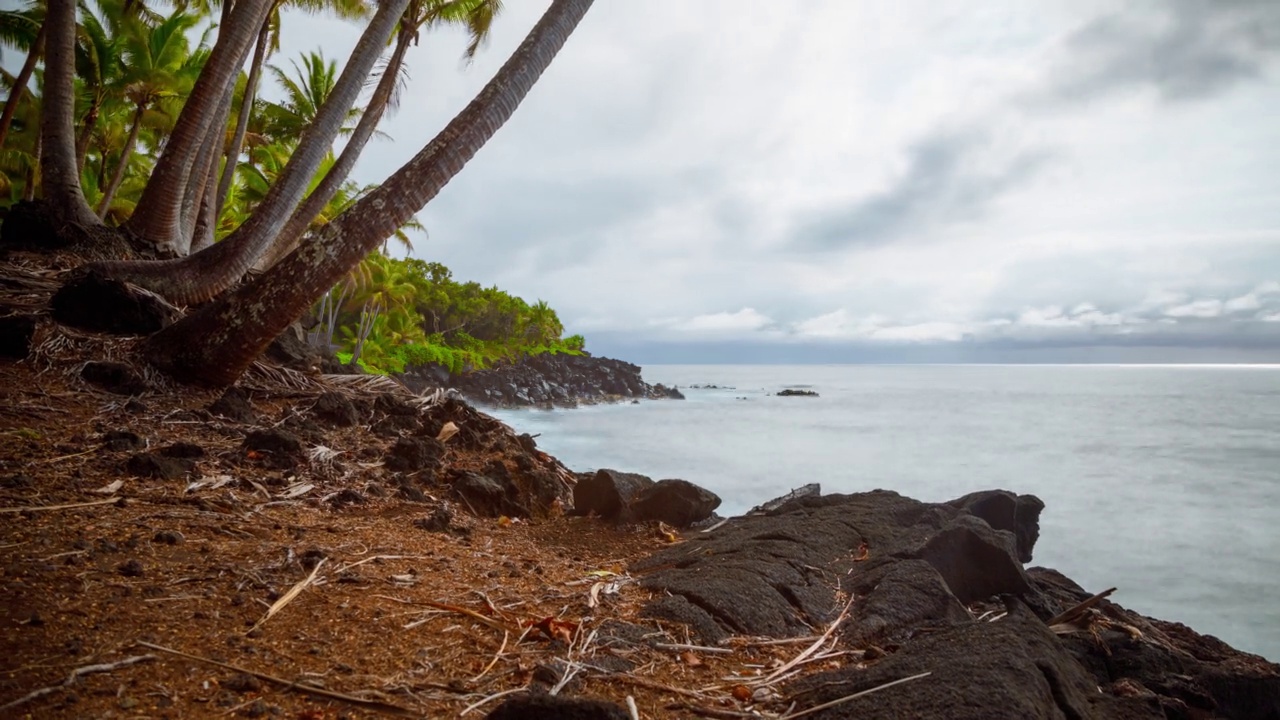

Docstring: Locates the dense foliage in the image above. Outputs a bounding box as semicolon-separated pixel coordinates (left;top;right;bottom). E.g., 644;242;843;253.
317;254;585;375
1;1;375;235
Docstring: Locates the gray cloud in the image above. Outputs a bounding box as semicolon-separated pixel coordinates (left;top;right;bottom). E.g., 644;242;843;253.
791;132;1049;252
274;3;1280;362
1046;0;1280;103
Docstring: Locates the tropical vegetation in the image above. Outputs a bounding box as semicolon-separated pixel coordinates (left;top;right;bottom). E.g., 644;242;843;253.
1;0;595;385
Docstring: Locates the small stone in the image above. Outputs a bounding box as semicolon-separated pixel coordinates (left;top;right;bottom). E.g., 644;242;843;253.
102;430;143;451
0;314;37;360
159;441;204;459
209;387;256;423
223;673;263;694
117;559;144;577
153;530;184;545
125;452;190;480
81;361;148;396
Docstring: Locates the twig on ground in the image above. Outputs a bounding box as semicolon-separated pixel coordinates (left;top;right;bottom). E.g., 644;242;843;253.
626;695;640;720
655;642;734;655
0;654;155;712
136;641;417;717
0;496;120;514
666;704;762;719
1048;587;1116;627
383;597;518;635
471;631;509;683
248;558;326;634
779;671;932;719
459;687;525;716
758;593;856;685
606;673;708;700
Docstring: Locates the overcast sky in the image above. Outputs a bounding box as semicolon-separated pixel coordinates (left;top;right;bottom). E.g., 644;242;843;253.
284;0;1280;362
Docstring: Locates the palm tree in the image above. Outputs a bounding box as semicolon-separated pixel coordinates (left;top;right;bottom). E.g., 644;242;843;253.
73;0;127;170
40;0;99;228
215;0;369;224
92;0;411;299
259;50;356;141
95;11;199;217
141;0;594;386
0;71;41;202
0;2;45;151
123;0;273;251
259;0;503;270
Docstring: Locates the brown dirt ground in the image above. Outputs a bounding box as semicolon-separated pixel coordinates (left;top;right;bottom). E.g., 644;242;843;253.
0;256;848;719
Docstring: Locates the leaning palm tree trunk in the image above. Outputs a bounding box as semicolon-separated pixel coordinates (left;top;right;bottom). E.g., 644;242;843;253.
96;104;146;218
258;25;414;270
0;22;45;152
215;14;273;222
123;0;272;252
96;0;411;301
143;0;595;386
39;0;99;228
191;151;223;253
179;85;236;254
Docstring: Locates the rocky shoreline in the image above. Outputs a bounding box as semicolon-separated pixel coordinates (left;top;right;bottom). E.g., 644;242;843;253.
2;257;1277;719
397;352;685;408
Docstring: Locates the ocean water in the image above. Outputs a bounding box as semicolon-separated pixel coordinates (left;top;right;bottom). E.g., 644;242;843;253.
491;364;1280;661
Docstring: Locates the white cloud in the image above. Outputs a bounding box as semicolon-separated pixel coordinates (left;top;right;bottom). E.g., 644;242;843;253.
672;308;773;333
1224;293;1262;312
1164;299;1225;318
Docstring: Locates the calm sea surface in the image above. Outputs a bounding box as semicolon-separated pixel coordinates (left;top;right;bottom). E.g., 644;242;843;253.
491;364;1280;661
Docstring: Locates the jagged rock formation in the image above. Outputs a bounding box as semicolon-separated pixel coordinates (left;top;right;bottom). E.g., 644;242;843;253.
399;353;684;407
632;489;1280;719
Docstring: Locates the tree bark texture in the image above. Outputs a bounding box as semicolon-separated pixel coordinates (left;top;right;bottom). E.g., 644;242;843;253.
39;0;99;227
123;0;271;251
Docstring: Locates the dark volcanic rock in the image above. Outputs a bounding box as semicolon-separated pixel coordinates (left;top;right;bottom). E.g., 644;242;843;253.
786;601;1163;720
158;442;204;459
384;437;444;472
410;398;574;517
412;505;454;533
749;482;821;514
374;393;418;416
916;517;1033;604
310;392;359;427
948;490;1044;563
484;694;629;720
1026;567;1280;720
572;469;655;523
52;270;179;335
0;314;37;360
102;430;143;451
630;479;721;528
242;429;303;468
452;471;527;517
264;323;321;373
640;595;728;645
402;353;685;408
841;559;973;647
81;361;148;395
126;452;191;480
631;489;1280;719
632;489;1044;642
0;200;66;250
776;388;819;397
208;387;256;423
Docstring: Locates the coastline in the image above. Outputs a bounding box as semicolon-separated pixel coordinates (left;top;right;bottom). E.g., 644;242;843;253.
0;259;1276;717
